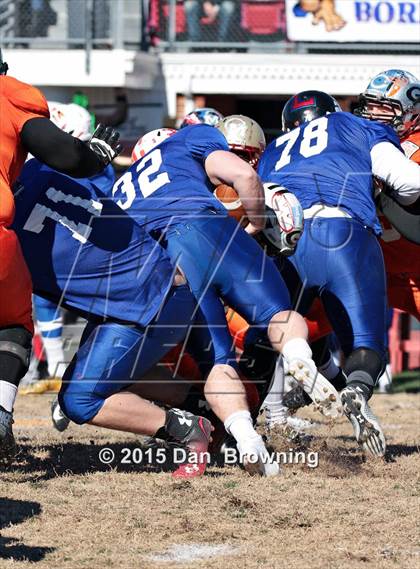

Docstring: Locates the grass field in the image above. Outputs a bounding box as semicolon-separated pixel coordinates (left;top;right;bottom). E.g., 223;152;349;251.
1;392;419;568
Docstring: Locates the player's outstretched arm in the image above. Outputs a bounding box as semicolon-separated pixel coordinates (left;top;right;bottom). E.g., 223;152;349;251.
205;150;266;230
371;141;420;206
377;192;420;244
21;117;121;178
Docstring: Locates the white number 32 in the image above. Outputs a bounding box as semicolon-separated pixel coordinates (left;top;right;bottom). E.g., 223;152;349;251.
113;149;170;210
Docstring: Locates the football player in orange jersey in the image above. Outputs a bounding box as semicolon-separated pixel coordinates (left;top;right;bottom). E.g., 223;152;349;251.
0;49;122;458
356;69;420;319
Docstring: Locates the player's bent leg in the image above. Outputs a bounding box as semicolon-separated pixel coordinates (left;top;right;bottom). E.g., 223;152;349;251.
33;295;66;392
340;347;386;457
0;326;32;459
320;222;388;456
267;311;342;418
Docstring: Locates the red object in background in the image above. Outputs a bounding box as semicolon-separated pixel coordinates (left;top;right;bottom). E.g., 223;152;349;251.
241;1;285;35
33;332;46;362
389;310;420;374
148;0;187;36
162;2;187;34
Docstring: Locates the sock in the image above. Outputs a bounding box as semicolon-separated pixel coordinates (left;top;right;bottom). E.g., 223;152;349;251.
282;338;312;364
318;354;340;380
263;356;285;405
0;381;18;412
262;356;289;424
41;336;66;378
224;410;259;447
347;371;374;400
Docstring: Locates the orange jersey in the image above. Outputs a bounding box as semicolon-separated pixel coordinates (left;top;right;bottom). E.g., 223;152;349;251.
0;75;49;226
401;130;420;164
226;298;332;352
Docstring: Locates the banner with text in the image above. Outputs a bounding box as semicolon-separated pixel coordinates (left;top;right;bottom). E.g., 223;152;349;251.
286;0;420;42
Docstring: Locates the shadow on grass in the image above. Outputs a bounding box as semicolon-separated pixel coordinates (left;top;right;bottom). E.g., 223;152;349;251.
385;444;419;462
2;441;218;482
0;498;54;561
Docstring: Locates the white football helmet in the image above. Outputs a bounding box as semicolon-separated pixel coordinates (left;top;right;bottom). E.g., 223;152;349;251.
131;128;177;162
48;101;92;141
258;182;304;256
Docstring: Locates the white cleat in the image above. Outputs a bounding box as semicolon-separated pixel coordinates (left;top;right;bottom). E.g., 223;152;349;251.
51;398;70;432
285;415;316;432
238;435;280;477
264;404;317;433
286;358;342;418
341;386;386;457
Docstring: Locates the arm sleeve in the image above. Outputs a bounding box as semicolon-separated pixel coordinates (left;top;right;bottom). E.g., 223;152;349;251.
377;192;420;244
185;124;229;162
20;117;105;178
371;141;420;206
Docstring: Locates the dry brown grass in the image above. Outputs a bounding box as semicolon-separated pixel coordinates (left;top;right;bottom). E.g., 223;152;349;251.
1;393;419;569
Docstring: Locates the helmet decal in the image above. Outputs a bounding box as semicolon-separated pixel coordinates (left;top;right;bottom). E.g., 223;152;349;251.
291;95;316;110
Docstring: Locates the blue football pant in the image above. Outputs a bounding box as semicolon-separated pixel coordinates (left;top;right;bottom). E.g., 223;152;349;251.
165;211;291;365
59;285;200;424
278;218;387;357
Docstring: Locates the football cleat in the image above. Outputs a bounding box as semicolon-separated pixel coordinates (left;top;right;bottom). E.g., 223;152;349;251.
51;398;70;432
341;386;386;457
237;435;280;477
282;385;312;412
168;409;213;479
0;406;16;461
286;358;342;418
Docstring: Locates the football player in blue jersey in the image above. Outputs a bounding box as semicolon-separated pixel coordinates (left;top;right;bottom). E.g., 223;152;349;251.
13;159;218;478
216;114;345;436
109;123;342;475
258;90;420;457
24;102;116;395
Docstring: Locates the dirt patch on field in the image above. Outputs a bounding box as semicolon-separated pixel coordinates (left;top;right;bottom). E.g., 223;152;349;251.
0;393;419;568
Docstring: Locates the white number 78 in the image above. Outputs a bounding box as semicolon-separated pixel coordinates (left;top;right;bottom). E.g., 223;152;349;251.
275;116;329;171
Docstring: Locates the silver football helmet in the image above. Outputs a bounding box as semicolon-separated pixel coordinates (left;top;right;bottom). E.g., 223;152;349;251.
356;69;420;137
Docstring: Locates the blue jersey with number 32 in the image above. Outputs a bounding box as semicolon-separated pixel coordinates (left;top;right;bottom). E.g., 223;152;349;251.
258;112;400;234
12;160;174;327
111;124;229;231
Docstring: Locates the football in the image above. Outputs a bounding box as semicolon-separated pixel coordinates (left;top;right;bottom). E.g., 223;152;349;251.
213;184;248;223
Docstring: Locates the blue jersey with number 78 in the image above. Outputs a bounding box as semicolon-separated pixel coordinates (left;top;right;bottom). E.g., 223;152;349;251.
257;112;400;235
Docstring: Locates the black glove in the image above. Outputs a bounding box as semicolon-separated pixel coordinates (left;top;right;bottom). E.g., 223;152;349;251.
88;124;123;165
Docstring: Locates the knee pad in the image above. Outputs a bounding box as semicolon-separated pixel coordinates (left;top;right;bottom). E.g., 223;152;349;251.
59;385;104;425
239;335;277;401
58;359;105;425
344;347;385;387
0;326;32;386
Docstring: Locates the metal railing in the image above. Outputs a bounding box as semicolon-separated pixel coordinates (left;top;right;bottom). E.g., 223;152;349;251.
1;0;418;54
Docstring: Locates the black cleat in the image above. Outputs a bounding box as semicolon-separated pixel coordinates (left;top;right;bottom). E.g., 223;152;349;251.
0;406;16;462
